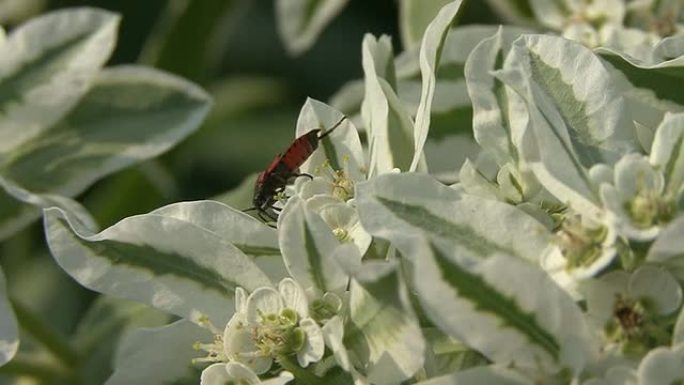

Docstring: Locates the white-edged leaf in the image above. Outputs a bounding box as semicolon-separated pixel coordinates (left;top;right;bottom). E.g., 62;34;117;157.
44;206;272;325
0;267;18;367
347;261;424;384
410;0;464;171
296;98;365;181
275;0;349;55
399;0;453;49
415;242;596;371
278;197;347;294
646;216;684;279
465;27;522;166
597;39;684;107
356;173;551;263
502;34;638;166
105;320;206;385
495;35;639;218
0;7;119;153
150;200;287;282
650;112;684;193
361;34;422;175
0;65;211;196
415;365;532;385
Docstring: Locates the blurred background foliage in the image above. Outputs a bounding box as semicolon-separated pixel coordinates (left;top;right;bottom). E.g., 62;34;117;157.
0;0;503;383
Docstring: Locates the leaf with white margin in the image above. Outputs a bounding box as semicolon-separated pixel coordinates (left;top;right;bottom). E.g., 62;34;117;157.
0;267;18;367
346;261;424;385
295;98;365;181
501;34;638;167
650;112;684;193
414;364;532;385
356;173;552;263
44;206;272;325
637;344;684;385
410;0;464;172
275;0;349;55
0;8;119;153
361;34;422;175
149;200;287;282
597;39;684;107
1;65;211;196
399;0;453;49
646;216;684;279
105;320;206;385
465;27;525;166
415;241;597;372
278;197;347;295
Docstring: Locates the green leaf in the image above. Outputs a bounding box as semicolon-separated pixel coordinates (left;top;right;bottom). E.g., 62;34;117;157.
105;320;205;385
483;0;536;26
0;188;39;241
150;200;287;282
0;7;119;154
44;206;272;325
356;173;551;263
415;242;596;371
346;262;424;384
296;98;365;181
0;267;18;367
276;0;349;55
361;34;422;175
399;0;453;49
410;0;464;171
278;197;349;294
1;65;211;196
73;296;170;385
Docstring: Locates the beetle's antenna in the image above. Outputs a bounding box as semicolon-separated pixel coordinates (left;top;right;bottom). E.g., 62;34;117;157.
318;116;347;140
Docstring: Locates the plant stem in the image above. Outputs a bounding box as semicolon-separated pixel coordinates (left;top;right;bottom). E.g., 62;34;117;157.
11;299;79;368
0;355;71;382
276;355;323;385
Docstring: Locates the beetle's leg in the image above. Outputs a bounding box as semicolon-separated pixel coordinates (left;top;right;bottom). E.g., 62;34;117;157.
292;172;314;180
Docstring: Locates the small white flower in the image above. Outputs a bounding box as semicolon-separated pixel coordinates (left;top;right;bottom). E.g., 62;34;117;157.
540;213;618;297
223;278;325;373
580;266;682;353
201;362;294;385
637;344;684;385
600;154;676;241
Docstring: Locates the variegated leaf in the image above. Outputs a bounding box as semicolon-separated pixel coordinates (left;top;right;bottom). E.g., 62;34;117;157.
275;0;349;55
649;112;684;193
347;261;424;384
44;206;272;325
410;0;464;171
278;197;348;294
356;173;551;263
0;267;18;367
0;8;118;154
415;241;596;371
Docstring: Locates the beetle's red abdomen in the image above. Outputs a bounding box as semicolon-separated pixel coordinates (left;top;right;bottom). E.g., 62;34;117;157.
281;129;320;170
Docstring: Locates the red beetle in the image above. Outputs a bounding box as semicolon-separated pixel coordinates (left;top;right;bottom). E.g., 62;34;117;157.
246;116;346;225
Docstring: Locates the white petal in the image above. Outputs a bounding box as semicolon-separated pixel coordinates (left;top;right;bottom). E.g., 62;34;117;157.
628;265;682;315
247;287;283;323
262;371;295;385
225;362;261;384
200;363;231;385
279;278;309;318
581;270;629;327
296;318;325;367
637;345;684;385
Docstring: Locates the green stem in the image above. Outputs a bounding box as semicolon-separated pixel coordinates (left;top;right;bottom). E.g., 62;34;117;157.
11;299;79;368
276;355;323;385
0;355;71;382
